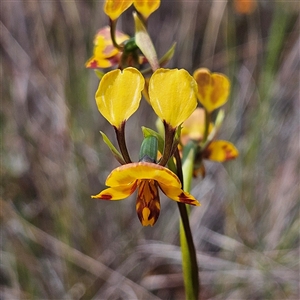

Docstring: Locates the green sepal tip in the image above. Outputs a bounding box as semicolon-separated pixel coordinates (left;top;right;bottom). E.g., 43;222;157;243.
139;135;158;163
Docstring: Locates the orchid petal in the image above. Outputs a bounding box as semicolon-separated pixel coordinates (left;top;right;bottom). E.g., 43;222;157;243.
181;108;206;145
149;69;198;128
193;68;230;113
92;181;137;200
95;67;145;127
136;180;160;226
159;182;200;206
104;0;133;20
134;0;160;19
204;140;239;162
106;162;182;188
86;26;129;69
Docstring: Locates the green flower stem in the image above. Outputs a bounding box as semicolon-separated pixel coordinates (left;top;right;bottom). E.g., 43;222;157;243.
203;109;211;143
174;148;199;300
114;123;132;164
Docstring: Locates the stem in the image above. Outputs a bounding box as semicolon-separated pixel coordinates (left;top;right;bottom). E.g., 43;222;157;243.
174;149;199;300
159;122;175;166
109;19;124;51
203;109;211;143
114;123;132;164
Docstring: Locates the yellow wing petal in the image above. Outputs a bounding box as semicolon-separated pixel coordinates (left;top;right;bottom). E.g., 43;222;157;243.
104;0;133;20
159;182;200;206
134;0;160;19
193;68;230;113
181;107;206;145
95;67;145;127
149;68;198;128
204;140;239;162
91;181;137;200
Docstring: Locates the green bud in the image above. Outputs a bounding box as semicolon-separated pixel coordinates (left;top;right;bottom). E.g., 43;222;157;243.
123;37;139;53
139;136;158;163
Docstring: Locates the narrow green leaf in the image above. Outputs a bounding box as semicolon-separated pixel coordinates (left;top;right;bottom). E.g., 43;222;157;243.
159;42;176;67
94;70;105;80
100;131;125;165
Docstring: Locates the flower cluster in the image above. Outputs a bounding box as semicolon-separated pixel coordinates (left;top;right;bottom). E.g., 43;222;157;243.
86;0;238;226
85;0;174;73
91;67;200;226
181;68;238;177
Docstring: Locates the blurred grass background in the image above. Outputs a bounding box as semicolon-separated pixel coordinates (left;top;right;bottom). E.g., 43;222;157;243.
1;0;299;299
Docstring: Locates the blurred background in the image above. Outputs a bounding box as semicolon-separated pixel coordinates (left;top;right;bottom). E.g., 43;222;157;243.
1;0;299;299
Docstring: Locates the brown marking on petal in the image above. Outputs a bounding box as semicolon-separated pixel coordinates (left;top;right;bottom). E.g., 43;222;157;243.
178;192;199;206
136;180;161;226
86;59;99;69
195;72;210;99
210;78;219;104
222;144;236;160
99;194;112;200
131;181;138;194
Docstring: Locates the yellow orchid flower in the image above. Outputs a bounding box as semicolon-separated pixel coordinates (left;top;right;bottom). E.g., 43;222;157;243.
149;68;198;128
182;108;238;163
104;0;160;21
193;68;230;113
85;26;129;69
92;162;200;226
95;67;145;128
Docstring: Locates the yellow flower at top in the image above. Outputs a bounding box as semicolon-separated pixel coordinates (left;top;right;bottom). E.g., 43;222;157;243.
92;162;199;226
134;0;160;19
95;67;145;128
193;68;230;113
85;26;129;69
104;0;160;21
149;68;198;128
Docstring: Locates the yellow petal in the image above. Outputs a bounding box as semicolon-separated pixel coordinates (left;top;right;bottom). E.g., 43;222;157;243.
193;68;230;113
91;181;137;200
104;0;133;20
95;67;145;127
106;162;182;188
159;182;200;206
149;68;198;128
136;180;160;226
86;27;129;69
85;56;115;69
134;0;160;19
94;27;129;58
204;140;239;162
181;108;206;145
